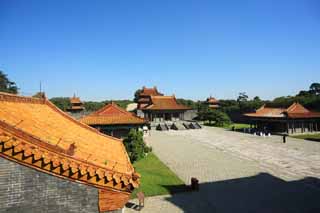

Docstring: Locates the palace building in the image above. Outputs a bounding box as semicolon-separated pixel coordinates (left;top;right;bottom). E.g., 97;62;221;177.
135;87;191;122
244;102;320;134
67;94;85;112
0;92;140;212
137;86;163;110
80;102;146;138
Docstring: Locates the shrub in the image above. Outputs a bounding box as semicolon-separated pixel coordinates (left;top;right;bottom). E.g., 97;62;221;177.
123;129;151;163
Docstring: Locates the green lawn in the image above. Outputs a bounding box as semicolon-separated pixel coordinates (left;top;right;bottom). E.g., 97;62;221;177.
292;134;320;142
132;152;187;198
204;122;250;130
227;123;251;130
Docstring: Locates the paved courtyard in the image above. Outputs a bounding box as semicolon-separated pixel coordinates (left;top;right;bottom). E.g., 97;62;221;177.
126;127;320;213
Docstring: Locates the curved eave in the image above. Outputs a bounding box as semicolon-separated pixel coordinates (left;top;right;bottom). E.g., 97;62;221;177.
0;129;140;193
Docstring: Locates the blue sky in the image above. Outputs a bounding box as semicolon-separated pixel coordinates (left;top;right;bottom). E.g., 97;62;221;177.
1;0;319;101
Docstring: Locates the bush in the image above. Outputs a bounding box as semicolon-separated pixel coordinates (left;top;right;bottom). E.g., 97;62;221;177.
123;129;151;163
200;109;232;127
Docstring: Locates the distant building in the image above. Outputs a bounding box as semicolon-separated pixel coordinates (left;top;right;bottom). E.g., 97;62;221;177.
206;96;220;110
135;87;191;122
244;102;320;134
0;92;140;212
137;86;163;109
67;94;85;112
80;102;146;138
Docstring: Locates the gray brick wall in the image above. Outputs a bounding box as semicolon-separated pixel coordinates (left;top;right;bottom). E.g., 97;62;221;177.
0;157;111;213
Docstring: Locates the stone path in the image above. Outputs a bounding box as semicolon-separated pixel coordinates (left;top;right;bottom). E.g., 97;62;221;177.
126;127;320;213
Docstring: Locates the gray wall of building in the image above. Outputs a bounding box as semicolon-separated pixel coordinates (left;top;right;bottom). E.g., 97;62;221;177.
0;157;121;213
183;110;198;121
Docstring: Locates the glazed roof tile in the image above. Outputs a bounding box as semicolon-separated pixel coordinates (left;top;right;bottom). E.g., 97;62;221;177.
0;92;139;192
244;103;320;119
80;102;146;125
144;96;191;111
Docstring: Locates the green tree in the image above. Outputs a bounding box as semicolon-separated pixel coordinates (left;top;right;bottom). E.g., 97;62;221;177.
133;89;142;102
0;71;18;94
123;129;151;163
206;110;231;126
310;83;320;95
49;97;71;111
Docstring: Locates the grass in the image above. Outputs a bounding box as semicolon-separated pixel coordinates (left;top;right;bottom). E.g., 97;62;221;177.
204;122;251;130
292;133;320;142
132;152;187;198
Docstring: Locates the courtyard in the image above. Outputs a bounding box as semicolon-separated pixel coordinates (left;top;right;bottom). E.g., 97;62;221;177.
127;127;320;213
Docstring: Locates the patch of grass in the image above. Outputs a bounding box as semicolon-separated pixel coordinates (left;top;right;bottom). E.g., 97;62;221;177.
229;123;251;130
205;122;250;130
132;152;187;198
292;134;320;142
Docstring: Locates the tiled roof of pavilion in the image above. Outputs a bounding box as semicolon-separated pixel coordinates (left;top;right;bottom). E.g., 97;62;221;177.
144;95;191;111
244;103;320;119
0;92;140;193
80;102;146;125
206;97;219;104
139;86;163;96
70;95;83;104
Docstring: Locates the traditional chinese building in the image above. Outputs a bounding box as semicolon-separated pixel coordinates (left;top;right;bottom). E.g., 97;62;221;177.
80;102;146;138
206;96;220;110
244;102;320;134
0;92;140;212
137;86;163;110
67;94;85;112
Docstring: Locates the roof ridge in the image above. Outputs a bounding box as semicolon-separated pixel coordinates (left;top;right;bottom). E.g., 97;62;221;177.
0;92;46;104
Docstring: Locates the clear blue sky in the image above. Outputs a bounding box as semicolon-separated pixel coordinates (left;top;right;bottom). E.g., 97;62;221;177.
1;0;319;101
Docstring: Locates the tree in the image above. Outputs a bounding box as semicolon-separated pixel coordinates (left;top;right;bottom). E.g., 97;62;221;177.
237;92;248;103
253;96;261;101
49;97;71;111
133;89;142;102
206;110;231;126
33;92;46;99
0;71;18;94
123;129;151;163
310;83;320;95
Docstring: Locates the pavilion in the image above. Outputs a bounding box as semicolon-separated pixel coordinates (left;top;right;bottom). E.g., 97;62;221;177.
206;96;220;110
0;92;140;212
67;94;85;112
244;102;320;134
80;102;147;138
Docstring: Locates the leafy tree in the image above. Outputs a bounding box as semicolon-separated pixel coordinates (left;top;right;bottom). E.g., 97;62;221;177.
253;96;261;101
49;97;71;111
0;70;18;94
123;129;151;163
237;92;248;103
206;110;231;126
83;101;104;112
133;89;142;102
176;98;198;109
310;83;320;95
33;92;46;99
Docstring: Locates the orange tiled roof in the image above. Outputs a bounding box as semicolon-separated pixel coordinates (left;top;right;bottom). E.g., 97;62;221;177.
144;96;191;111
206;97;219;104
70;95;83;104
244;103;320;119
80;102;146;125
140;87;163;96
0;92;140;193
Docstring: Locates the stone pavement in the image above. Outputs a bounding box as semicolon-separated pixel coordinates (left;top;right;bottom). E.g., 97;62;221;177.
126;127;320;213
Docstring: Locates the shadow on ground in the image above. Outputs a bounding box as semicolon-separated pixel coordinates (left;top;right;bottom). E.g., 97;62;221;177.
162;173;320;213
